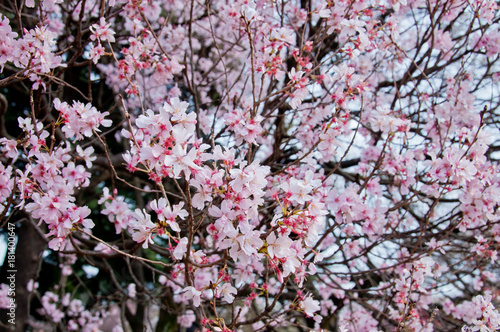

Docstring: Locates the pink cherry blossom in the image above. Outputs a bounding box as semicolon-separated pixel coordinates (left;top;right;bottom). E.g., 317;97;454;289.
300;295;320;317
90;17;116;43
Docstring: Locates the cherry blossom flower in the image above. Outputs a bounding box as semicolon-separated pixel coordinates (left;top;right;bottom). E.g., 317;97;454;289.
183;286;202;307
129;209;156;249
266;232;292;259
90;17;116;43
173;237;188;260
300;295;320;317
218;283;237;303
177;310;196;328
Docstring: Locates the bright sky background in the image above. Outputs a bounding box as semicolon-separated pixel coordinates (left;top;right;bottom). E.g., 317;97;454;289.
0;236;7;266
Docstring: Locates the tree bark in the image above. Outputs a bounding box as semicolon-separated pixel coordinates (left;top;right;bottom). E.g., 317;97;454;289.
0;217;46;332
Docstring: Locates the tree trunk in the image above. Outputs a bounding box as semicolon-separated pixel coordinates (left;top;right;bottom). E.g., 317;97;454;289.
0;217;46;332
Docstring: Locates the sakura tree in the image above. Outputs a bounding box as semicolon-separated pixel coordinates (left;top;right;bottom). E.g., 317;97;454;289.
0;0;499;331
